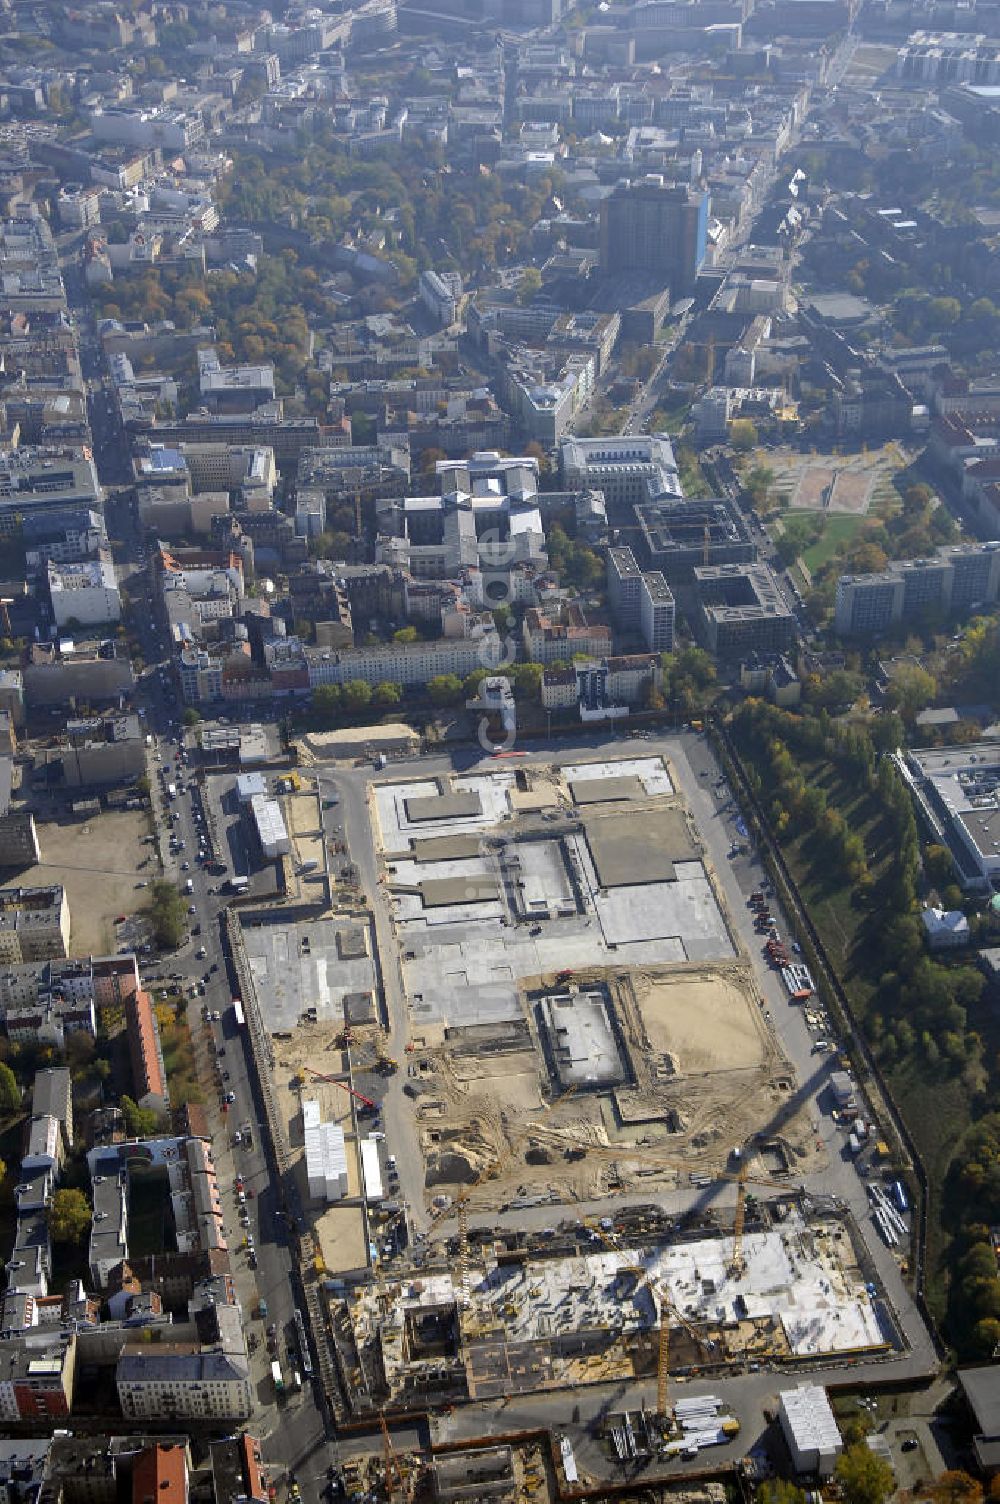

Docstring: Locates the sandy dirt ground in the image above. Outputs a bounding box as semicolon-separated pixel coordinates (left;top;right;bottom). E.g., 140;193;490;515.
11;809;154;955
286;789;325;870
638;971;765;1074
410;962;825;1220
795;467;833;508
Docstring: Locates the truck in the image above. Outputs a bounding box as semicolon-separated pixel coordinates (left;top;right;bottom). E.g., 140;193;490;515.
184;878;194;894
167;783;177;800
271;1360;284;1394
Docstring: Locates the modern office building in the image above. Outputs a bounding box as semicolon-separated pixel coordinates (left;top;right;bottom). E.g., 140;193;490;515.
902;743;1000;892
693;561;797;655
599;176;709;294
636;497;755;582
639;571;676;653
560;434;682;513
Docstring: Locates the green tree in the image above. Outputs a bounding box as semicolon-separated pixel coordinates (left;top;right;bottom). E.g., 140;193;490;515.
148;880;187;950
122;1095;161;1138
313;684;342;724
393;626;418;644
507;662;543;702
48;1188;92;1244
757;1482;807;1504
182;707;202;727
835;1443;894;1504
517;267;542;305
342;680;373;712
924;843;955;886
427;673;463;706
885;664;937;721
729;418;758;451
372;681;402;707
0;1060;20;1111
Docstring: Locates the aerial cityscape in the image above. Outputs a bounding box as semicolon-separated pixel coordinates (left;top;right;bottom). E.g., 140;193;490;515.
0;1;998;1502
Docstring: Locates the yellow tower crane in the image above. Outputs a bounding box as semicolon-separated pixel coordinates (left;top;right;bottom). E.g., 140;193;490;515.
730;1159;750;1279
379;1410;404;1500
582;1214;713;1420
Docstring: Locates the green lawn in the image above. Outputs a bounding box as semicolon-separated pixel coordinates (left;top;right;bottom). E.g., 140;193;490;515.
799;512;867;573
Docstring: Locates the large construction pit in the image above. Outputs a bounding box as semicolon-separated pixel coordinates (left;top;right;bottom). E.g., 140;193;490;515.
408;962;820;1216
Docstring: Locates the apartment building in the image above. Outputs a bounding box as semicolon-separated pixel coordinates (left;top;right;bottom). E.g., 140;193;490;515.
607;546;645;629
47;554;121;629
32;1067;73;1151
639;570;676;653
541;654;662;716
0;886;70;964
522;603;612;664
834;542;1000;636
306;631;500;688
116;1347;252;1421
125;991;169;1116
0;1334;76;1420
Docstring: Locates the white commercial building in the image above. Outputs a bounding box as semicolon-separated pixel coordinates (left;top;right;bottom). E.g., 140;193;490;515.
778;1385;843;1476
47;555;121;628
249;794;290;859
236;772;267;804
303;1100;349;1202
359;1137;383;1202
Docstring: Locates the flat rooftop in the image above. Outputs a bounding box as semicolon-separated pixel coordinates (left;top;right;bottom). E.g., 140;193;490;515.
570;774;645;805
242;915;377;1032
406;791;483;823
583;807;699;889
420;875;501;908
412;834;484;861
537;990;627;1089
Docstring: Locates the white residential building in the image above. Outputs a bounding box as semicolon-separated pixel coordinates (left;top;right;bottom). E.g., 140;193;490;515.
306;631;500;689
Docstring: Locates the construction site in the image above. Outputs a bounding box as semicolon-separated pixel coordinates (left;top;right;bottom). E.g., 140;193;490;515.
228;745;918;1472
372;758;820;1213
344;1199;894;1416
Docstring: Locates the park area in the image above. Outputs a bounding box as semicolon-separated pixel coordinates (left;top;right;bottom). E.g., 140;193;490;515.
751;443;905;516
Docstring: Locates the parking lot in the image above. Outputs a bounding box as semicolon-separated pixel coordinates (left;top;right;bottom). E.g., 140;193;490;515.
14;807;154;955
